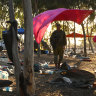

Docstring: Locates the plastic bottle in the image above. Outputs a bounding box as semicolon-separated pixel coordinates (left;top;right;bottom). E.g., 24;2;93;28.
45;70;54;74
0;70;2;79
2;87;13;92
2;71;9;80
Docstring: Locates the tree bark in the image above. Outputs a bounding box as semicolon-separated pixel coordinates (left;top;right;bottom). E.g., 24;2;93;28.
23;0;35;95
8;0;21;96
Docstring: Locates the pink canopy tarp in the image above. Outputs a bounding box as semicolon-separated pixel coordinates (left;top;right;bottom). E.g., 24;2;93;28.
66;33;94;38
33;8;94;44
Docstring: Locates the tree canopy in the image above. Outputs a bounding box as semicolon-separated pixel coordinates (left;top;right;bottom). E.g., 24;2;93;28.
0;0;96;38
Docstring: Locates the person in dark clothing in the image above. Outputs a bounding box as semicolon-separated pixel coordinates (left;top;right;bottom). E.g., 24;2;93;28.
50;23;67;69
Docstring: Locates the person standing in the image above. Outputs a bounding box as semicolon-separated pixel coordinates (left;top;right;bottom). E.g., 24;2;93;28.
50;23;67;69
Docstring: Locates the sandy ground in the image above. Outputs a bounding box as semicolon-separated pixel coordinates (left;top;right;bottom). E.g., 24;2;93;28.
1;52;96;96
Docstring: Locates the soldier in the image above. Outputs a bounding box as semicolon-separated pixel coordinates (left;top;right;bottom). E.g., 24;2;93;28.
50;23;67;69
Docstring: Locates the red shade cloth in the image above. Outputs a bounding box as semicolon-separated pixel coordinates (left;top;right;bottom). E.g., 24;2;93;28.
33;8;94;44
66;33;94;38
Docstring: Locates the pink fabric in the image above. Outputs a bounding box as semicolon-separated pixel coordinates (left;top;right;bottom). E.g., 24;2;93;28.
93;36;96;42
33;8;94;44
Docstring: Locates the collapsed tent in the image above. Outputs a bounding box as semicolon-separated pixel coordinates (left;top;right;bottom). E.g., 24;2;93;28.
33;8;94;44
66;33;94;38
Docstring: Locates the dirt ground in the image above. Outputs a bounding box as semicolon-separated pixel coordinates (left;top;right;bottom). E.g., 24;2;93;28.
34;53;96;96
1;52;96;96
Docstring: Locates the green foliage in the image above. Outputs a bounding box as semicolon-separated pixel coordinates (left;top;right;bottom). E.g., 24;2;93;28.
0;0;96;29
13;0;23;9
88;12;96;23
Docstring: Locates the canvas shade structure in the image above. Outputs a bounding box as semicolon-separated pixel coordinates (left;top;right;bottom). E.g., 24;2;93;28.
66;33;94;38
33;8;94;44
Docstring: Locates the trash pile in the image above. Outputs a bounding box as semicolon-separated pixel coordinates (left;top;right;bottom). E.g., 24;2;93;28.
64;49;92;62
0;64;13;92
34;61;55;74
38;61;95;89
0;57;14;92
34;61;76;75
60;69;95;88
70;54;92;62
0;68;9;80
48;68;95;89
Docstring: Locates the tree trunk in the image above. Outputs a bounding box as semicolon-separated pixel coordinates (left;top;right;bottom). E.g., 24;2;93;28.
81;23;87;57
9;0;14;21
12;26;21;96
73;22;76;54
34;0;41;57
86;21;94;53
8;0;21;96
89;28;94;53
23;0;35;95
66;22;70;50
